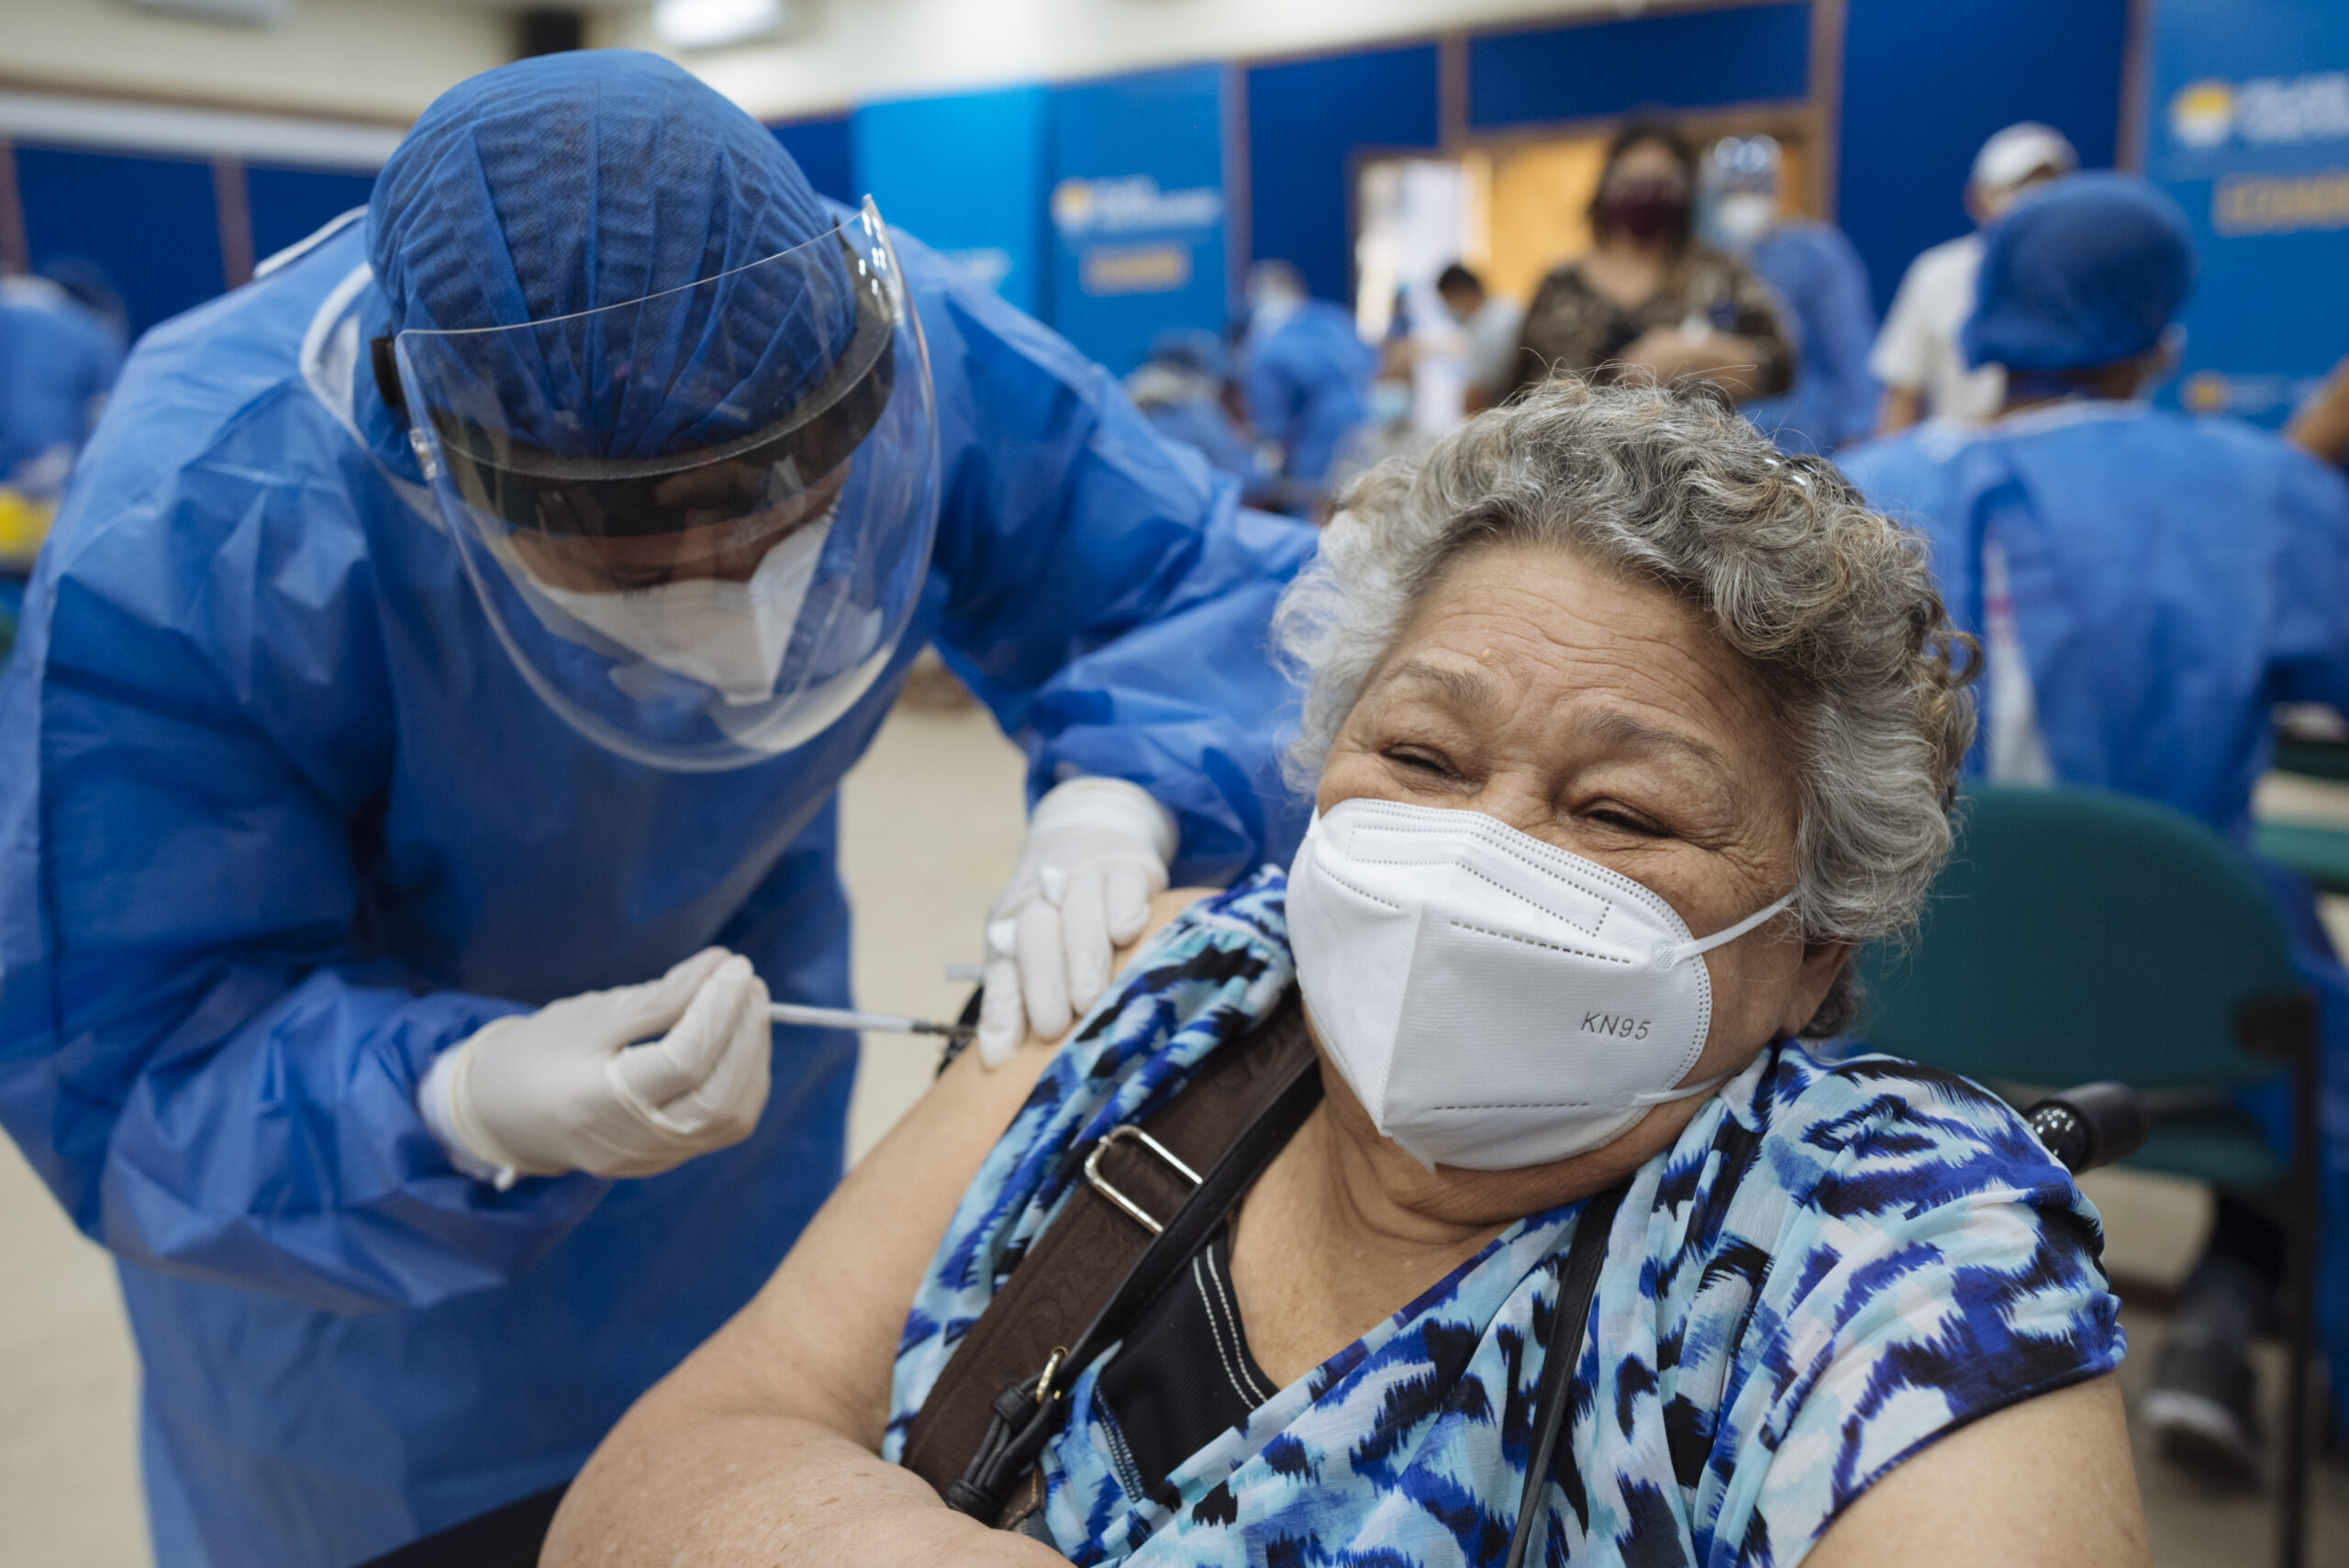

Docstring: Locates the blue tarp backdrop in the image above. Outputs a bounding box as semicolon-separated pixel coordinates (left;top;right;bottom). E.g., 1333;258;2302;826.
771;114;855;207
15;146;223;339
2145;0;2349;426
1467;3;1811;130
246;164;377;266
1048;64;1230;377
1244;46;1441;308
0;1;2165;378
1837;0;2131;320
852;86;1053;318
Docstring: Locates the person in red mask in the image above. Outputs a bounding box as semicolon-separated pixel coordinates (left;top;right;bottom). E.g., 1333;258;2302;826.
1504;118;1793;406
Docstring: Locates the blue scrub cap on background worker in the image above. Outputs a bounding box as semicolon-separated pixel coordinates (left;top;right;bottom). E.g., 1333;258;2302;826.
1964;172;2196;373
368;49;855;460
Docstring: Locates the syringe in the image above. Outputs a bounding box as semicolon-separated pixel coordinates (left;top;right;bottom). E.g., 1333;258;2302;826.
769;1002;975;1043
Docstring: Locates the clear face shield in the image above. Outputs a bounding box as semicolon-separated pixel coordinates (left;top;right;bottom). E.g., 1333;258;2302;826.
389;199;940;771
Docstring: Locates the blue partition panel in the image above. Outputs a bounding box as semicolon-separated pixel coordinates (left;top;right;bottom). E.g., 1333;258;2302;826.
1468;3;1812;131
852;87;1052;316
1838;0;2129;317
2143;0;2349;426
247;164;377;266
1245;44;1440;305
771;114;855;206
16;145;224;339
1047;64;1229;376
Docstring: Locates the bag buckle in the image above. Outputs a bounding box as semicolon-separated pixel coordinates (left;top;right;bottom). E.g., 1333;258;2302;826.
1082;1125;1201;1236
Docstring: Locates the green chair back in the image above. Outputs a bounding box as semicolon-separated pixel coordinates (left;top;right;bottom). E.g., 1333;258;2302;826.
2254;819;2349;898
1858;785;2298;1093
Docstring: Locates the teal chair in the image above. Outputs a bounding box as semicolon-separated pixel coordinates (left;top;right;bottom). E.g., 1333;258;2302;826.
2262;738;2349;895
1857;786;2321;1568
2256;818;2349;898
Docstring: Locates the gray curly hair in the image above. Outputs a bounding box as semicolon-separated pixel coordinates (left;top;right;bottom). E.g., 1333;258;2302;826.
1273;377;1976;1037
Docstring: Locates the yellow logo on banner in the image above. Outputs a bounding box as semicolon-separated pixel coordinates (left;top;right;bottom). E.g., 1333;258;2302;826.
1051;175;1222;239
1051;180;1097;235
2182;371;2231;413
2170;80;2237;149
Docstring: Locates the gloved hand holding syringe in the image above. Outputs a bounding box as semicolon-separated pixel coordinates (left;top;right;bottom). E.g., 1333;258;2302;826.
419;949;975;1191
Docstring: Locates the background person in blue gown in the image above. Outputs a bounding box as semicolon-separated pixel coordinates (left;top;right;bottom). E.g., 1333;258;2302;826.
1702;134;1879;454
1122;328;1271;503
1237;259;1375;517
0;269;123;499
0;51;1316;1568
1839;172;2349;1484
0;265;122;664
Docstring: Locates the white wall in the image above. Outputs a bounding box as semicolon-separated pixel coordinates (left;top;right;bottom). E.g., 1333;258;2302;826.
0;0;512;123
0;0;1628;144
593;0;1620;122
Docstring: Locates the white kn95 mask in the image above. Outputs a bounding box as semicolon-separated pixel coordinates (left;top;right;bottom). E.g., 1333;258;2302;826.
1286;797;1795;1171
498;503;839;707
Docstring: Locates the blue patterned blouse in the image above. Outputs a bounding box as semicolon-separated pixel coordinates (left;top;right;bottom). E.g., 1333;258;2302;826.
886;870;2125;1566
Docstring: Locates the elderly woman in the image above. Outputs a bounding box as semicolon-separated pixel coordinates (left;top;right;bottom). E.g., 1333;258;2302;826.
547;381;2146;1567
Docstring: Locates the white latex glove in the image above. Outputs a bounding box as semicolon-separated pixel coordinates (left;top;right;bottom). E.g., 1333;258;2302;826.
977;777;1177;1067
418;948;773;1187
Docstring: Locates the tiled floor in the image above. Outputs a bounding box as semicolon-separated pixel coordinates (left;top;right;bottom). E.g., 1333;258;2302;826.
2118;1295;2349;1564
5;698;2347;1564
0;694;1032;1568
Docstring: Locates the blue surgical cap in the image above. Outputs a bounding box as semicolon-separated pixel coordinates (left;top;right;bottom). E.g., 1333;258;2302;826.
1964;172;2196;373
1147;328;1229;383
370;50;855;460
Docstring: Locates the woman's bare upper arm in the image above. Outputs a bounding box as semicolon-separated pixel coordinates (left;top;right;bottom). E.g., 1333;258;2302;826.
1802;1373;2149;1568
650;885;1218;1451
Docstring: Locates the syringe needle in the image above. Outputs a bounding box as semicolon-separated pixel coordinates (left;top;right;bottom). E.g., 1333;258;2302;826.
768;1002;975;1043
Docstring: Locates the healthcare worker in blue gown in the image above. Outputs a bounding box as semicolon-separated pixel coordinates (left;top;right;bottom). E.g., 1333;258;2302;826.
1236;259;1375;517
1122;328;1270;502
0;269;123;496
1839;172;2349;1482
1700;134;1877;454
0;51;1315;1568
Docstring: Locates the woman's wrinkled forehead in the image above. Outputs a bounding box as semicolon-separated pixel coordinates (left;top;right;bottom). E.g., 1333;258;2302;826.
1372;541;1788;784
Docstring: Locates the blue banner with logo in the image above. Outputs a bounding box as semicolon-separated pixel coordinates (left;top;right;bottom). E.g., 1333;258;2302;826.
1047;64;1230;377
2145;0;2349;424
852;86;1052;317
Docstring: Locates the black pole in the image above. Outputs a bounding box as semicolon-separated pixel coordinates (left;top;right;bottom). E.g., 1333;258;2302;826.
515;7;584;58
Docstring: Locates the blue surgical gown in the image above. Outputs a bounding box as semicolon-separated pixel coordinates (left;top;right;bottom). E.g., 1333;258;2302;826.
1742;222;1878;456
1841;399;2349;1422
1139;393;1271;503
0;210;1316;1568
1239;301;1375;495
0;276;122;492
1841;402;2349;834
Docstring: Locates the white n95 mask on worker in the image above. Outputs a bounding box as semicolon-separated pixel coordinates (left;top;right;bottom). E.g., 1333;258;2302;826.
1286;797;1794;1171
501;506;836;706
1710;192;1779;250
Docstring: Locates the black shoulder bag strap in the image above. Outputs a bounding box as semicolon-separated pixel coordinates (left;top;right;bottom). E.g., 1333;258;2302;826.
1505;1181;1630;1568
906;998;1322;1524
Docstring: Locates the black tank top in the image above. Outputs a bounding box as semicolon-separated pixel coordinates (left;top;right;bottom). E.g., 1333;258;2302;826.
1092;1219;1278;1499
